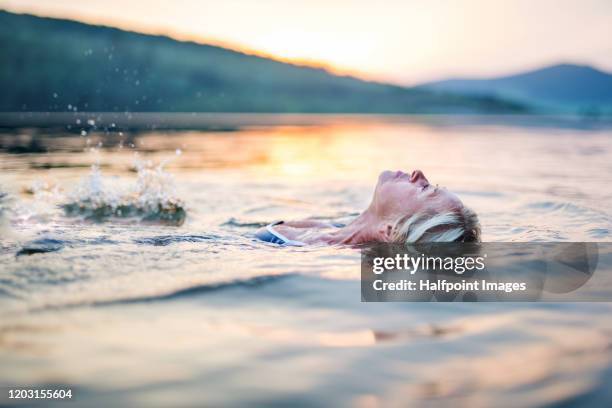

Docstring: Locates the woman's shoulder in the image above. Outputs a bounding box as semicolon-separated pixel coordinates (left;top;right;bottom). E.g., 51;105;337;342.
282;220;344;229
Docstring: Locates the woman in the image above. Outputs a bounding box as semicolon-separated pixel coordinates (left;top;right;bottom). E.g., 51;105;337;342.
255;169;480;246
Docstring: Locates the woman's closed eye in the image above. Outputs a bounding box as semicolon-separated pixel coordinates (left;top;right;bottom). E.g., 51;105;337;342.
422;184;442;195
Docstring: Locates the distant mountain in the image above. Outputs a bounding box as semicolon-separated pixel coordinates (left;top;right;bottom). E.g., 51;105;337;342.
419;64;612;114
0;10;525;114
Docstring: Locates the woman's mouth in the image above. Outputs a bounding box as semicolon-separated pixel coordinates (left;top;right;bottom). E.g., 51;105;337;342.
378;170;412;184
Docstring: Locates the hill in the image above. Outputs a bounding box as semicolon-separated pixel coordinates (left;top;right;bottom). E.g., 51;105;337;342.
0;10;524;114
419;64;612;114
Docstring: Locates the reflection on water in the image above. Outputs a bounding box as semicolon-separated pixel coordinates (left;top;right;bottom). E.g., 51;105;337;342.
0;115;612;407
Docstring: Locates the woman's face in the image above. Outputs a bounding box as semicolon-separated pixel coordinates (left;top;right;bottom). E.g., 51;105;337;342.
369;170;463;221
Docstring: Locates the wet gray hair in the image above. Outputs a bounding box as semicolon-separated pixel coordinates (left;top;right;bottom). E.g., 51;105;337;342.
391;206;481;243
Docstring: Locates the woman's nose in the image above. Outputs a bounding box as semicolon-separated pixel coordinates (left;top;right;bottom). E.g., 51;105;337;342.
410;169;427;183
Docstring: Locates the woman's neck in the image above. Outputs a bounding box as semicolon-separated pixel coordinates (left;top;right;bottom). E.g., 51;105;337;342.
323;210;383;245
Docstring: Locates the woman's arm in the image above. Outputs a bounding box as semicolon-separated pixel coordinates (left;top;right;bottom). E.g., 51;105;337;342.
281;220;336;229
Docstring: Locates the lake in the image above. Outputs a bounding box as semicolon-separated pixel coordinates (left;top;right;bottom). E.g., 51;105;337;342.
1;114;612;407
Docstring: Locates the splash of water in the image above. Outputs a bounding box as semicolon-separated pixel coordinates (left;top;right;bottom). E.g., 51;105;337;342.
62;155;186;225
0;189;10;237
22;179;62;197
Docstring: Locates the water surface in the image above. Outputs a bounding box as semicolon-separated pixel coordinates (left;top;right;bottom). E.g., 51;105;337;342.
1;115;612;407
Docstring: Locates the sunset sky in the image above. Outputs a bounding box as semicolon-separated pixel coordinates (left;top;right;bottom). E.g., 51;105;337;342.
2;0;612;84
